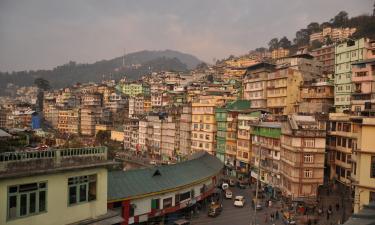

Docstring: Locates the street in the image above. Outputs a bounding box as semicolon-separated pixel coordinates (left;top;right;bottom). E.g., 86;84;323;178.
190;185;284;225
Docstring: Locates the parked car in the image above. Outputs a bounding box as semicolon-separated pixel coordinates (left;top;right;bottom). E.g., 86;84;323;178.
208;201;223;217
234;195;246;207
150;160;157;165
225;189;233;199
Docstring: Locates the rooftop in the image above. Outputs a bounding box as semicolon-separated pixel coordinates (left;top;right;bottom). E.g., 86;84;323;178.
0;147;115;180
107;151;223;202
343;202;375;225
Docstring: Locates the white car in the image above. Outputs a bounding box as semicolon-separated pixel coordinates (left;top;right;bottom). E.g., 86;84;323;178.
225;189;233;199
234;196;245;207
222;182;229;190
150;160;157;165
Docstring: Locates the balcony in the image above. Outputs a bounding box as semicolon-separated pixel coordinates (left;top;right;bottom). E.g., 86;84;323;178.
0;147;113;179
301;92;334;99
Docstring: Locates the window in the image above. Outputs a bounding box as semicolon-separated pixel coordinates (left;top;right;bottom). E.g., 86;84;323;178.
151;198;160;210
7;182;47;220
68;174;97;205
162;197;173;208
178;191;191;202
371;156;375;178
304;154;314;163
304;170;313;178
205;124;210;130
303;139;315;148
370;192;375;203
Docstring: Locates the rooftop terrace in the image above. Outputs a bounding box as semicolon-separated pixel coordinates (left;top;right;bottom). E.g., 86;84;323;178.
0;147;115;179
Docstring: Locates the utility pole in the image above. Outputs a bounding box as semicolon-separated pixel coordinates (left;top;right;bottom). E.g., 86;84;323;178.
253;138;262;225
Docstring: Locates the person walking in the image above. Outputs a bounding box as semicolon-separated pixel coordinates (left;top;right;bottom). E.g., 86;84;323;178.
275;210;279;220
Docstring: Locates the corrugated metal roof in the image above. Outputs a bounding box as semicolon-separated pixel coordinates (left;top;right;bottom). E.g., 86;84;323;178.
107;152;223;201
0;129;11;137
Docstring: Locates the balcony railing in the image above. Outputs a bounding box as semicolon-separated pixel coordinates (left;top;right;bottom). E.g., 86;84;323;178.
0;147;108;175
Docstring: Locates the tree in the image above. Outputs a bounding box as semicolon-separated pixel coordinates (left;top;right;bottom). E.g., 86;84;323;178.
307;22;320;34
34;77;50;91
331;11;349;27
268;38;279;51
294;29;310;46
324;35;333;45
195;62;209;70
310;40;323;50
95;131;111;145
278;36;292;49
320;22;331;29
254;47;267;52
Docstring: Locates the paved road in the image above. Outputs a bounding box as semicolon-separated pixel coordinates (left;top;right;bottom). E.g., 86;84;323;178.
190;186;284;225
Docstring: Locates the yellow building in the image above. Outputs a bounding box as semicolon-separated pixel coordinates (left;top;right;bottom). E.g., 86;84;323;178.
271;48;290;59
0;147;122;225
267;68;303;115
191;96;228;155
350;117;375;213
57;108;80;135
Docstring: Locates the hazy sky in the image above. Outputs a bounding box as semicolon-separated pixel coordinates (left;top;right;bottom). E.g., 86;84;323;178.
0;0;372;71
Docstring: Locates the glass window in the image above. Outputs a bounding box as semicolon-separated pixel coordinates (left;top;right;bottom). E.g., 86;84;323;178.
7;182;47;220
68;174;97;206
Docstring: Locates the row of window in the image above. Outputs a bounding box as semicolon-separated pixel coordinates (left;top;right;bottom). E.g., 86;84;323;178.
7;174;97;220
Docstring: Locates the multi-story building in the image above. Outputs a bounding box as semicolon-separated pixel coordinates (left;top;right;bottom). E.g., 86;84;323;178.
243;62;276;109
57;108;80;135
138;117;148;153
266;68;305;115
120;83;150;97
80;107;101;136
350;117;375;213
280;114;326;201
351;57;375;113
311;45;335;75
276;54;322;77
251;122;282;189
81;93;102;107
236;111;260;179
309;27;357;43
128;96;145;118
179;105;192;157
191;97;225;155
271;48;290;59
299;78;335;114
0;147;122;225
326;113;359;189
161;116;178;161
334;38;373;112
124;118;139;151
215;100;251;175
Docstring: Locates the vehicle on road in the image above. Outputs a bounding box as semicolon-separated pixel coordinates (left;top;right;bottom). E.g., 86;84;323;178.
208;201;223;217
173;219;190;225
234;195;245;207
252;197;263;210
221;182;229;190
150;160;157;165
225;189;233;199
237;180;247;189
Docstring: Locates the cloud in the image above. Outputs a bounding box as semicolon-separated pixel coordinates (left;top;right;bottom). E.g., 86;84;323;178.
0;0;372;71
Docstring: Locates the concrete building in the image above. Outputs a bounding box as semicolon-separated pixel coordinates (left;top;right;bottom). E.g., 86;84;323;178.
0;147;122;225
271;48;290;59
280;115;326;201
120;83;150;97
351;57;375;114
57;108;80;135
349;117;375;213
334;38;374;112
311;45;335;75
80;107;102;136
326;113;358;187
243;62;276;109
266;68;304;115
107;152;222;225
128;96;145;118
299;78;335;114
179;105;192;157
251;122;282;189
309;27;357;43
81;93;102;107
124;118;139;152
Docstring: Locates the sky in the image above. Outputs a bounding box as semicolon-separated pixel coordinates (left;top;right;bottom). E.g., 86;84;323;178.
0;0;372;72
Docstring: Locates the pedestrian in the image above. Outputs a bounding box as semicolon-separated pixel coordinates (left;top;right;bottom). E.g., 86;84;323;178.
275;210;279;220
336;203;340;211
265;213;268;222
327;210;330;220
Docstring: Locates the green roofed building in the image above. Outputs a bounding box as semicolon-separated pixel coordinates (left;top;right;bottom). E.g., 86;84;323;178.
107;151;223;225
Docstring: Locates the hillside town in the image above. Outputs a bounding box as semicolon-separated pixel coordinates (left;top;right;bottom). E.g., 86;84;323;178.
2;2;375;225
